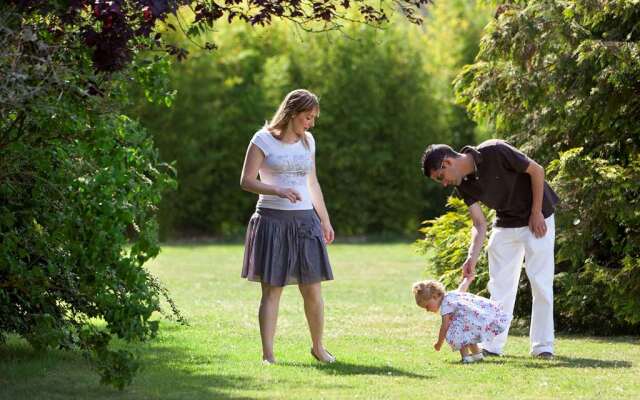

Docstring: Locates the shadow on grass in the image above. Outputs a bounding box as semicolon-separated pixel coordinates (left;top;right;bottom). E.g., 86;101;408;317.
561;335;640;345
0;335;259;400
478;322;639;344
447;354;633;369
521;355;633;369
279;360;432;379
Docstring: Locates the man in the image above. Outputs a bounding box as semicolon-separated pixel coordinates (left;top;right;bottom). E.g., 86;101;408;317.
421;140;559;359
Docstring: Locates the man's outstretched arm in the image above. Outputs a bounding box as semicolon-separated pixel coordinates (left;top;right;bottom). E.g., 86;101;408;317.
462;202;487;279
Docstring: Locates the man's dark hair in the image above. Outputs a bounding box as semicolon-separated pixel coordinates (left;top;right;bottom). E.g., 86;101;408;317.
421;144;458;177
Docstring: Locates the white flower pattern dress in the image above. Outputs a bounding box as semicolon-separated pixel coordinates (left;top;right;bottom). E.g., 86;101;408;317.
440;291;509;351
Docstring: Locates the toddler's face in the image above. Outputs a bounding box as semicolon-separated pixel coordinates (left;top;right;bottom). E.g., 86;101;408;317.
424;297;440;313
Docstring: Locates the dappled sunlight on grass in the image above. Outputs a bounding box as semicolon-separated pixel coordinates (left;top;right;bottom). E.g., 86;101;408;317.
2;244;639;399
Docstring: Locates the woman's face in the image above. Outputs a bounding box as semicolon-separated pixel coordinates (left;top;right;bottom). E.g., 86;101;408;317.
291;108;318;135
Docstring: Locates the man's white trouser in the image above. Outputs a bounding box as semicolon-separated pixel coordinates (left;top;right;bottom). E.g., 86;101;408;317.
481;215;555;356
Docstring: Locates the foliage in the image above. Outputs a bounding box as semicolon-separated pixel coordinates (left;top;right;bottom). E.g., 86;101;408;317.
133;18;449;238
422;0;493;146
0;9;177;388
455;0;640;164
422;0;640;334
415;197;490;293
8;0;432;74
301;22;444;236
548;148;640;333
2;0;439;387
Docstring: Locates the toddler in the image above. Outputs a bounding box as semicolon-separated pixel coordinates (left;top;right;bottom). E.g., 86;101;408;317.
412;278;509;363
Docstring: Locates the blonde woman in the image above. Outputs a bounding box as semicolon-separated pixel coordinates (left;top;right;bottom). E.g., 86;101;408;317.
240;89;335;364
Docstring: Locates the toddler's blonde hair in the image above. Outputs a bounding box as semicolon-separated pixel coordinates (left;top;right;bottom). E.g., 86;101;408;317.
412;280;445;308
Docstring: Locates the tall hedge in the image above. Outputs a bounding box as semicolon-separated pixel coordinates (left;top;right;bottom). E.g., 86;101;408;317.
422;0;494;146
133;19;454;238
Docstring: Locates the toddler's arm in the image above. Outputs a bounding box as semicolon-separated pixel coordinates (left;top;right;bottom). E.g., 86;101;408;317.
434;314;452;351
457;276;473;293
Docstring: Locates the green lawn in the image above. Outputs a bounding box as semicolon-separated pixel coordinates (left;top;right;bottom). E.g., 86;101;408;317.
1;244;639;399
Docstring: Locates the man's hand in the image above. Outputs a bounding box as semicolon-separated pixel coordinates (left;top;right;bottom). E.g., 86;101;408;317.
462;256;477;279
529;210;547;238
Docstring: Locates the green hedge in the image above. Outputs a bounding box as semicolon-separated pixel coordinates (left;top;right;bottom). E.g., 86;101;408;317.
548;148;640;333
132;13;497;239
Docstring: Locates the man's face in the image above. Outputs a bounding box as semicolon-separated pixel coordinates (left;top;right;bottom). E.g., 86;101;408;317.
429;157;461;187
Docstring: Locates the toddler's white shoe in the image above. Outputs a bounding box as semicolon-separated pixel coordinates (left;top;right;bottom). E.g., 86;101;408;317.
461;355;476;364
471;352;485;362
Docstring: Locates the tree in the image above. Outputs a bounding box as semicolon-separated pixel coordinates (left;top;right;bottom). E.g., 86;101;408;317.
7;0;432;73
422;0;493;148
1;8;181;388
423;0;640;334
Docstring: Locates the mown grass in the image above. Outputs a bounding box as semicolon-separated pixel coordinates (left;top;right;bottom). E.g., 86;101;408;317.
1;243;638;399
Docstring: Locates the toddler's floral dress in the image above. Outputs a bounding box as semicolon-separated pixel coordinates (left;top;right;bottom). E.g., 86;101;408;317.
440;291;509;350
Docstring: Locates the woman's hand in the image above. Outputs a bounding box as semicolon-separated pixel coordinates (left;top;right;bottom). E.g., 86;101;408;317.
434;341;442;351
275;187;301;203
321;221;334;244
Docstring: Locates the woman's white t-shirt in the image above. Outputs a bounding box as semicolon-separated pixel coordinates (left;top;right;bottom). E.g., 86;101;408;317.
250;128;315;210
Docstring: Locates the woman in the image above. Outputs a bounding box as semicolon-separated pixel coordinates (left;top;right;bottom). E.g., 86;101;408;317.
240;89;335;364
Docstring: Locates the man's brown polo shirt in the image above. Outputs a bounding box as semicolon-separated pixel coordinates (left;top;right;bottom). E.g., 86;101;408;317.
456;140;560;228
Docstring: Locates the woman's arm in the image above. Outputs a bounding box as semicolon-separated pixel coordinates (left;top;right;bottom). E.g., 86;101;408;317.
307;153;334;244
434;314;452;351
240;143;301;203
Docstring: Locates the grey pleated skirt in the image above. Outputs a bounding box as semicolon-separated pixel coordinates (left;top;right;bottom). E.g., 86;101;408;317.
242;207;334;287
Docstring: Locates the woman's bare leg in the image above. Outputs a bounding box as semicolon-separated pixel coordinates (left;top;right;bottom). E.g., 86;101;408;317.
259;282;284;363
299;282;335;362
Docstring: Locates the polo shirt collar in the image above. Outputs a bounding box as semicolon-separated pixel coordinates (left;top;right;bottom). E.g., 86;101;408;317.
460;145;483;165
459;145;482;181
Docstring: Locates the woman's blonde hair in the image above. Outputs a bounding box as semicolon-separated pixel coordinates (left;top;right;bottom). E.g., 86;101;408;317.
266;89;319;150
412;280;445;308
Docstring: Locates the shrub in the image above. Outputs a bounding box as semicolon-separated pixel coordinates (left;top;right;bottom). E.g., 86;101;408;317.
424;0;640;334
0;10;176;388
